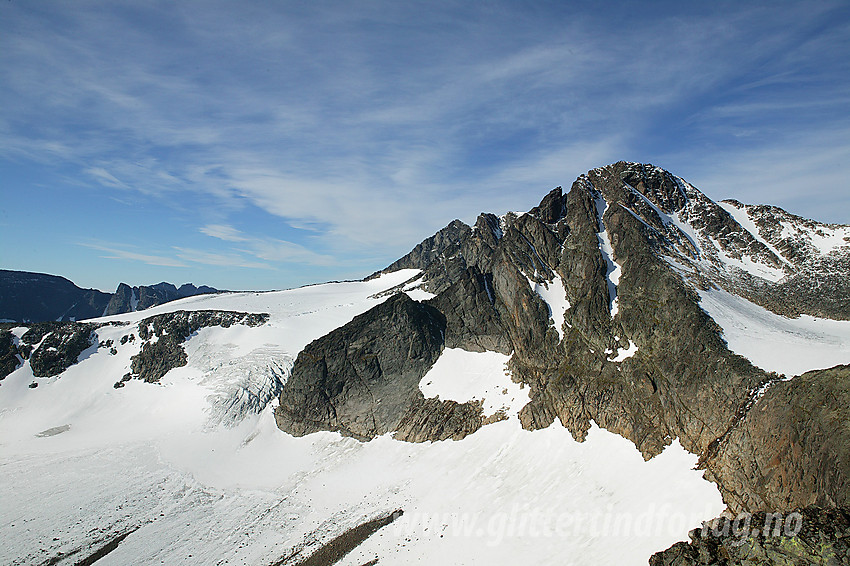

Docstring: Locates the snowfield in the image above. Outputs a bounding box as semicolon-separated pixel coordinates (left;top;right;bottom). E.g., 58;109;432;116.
594;194;622;318
0;269;724;566
527;274;571;340
419;348;527;418
697;286;850;376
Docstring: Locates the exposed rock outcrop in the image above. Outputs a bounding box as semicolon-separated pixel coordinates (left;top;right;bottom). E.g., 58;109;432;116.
131;310;267;383
0;269;224;323
393;397;486;442
703;365;850;513
426;266;511;355
361;165;767;462
3;310;268;384
275;294;487;441
276;162;850;557
21;322;96;377
103;282;220;316
722;200;850;320
0;329;22;380
650;507;850;566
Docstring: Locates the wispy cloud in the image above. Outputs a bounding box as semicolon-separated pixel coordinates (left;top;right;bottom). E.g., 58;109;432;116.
199;224;336;266
200;224;249;243
5;1;850;289
173;247;272;270
81;243;189;268
84;167;129;189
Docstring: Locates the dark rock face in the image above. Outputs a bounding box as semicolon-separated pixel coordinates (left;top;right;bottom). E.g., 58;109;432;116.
0;270;111;323
0;329;22;380
601;163;850;321
360;165;765;464
130;310;267;383
650;507;850;566
130;335;189;384
394;397;486;442
379;219;473;289
515;168;765;460
21;322;96;377
361;161;850;513
275;294;486;441
426;266;511;355
703;365;850;513
103;283;136;317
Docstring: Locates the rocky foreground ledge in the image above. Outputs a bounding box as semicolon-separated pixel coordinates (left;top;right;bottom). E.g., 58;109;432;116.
650;507;850;565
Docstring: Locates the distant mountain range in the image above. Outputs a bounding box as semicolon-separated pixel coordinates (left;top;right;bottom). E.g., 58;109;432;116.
0;270;220;323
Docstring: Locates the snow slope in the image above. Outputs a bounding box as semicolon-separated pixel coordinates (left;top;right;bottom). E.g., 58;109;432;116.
717;202;791;267
697;286;850;376
419;348;528;418
594;195;622;317
607;340;639;363
0;269;724;566
527;274;571;340
625;181;790;283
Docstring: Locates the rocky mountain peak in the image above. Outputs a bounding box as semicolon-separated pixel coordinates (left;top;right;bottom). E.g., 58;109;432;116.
528;186;568;224
576;162;850;320
278;160;850;519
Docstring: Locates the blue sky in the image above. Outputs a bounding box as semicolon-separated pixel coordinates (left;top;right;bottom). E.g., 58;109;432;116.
2;1;849;292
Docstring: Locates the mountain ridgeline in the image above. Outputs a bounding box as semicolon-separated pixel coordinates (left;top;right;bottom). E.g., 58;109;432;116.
0;270;220;323
103;282;220;316
275;161;850;526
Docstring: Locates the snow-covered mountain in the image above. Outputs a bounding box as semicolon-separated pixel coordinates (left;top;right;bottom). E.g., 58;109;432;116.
1;162;849;565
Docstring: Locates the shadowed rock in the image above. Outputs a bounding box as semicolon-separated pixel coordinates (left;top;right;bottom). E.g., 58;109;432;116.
275;294;469;440
0;329;22;379
22;322;96;377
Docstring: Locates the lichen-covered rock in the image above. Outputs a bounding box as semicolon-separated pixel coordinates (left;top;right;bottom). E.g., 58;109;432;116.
703;365;850;513
650;507;850;566
394;397;484;442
